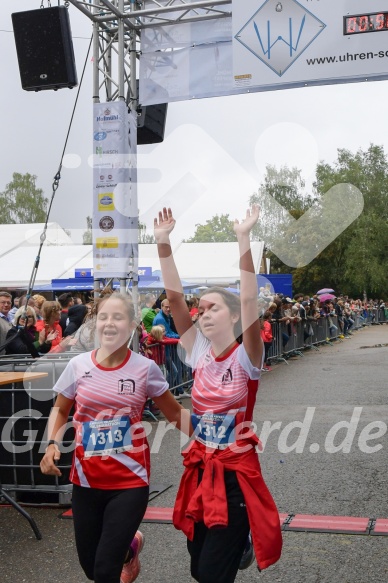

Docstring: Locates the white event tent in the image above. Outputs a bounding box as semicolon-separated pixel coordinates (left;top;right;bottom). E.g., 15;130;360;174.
0;223;264;289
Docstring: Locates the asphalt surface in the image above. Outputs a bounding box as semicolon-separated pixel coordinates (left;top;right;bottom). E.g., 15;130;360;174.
1;324;387;583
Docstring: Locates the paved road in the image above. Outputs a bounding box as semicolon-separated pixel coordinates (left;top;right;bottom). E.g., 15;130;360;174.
1;325;387;583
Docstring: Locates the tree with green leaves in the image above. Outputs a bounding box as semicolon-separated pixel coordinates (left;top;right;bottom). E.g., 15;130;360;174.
83;216;92;245
313;144;388;296
250;164;315;242
0;173;48;224
185;214;237;242
138;220;156;244
249;147;388;297
249;165;316;284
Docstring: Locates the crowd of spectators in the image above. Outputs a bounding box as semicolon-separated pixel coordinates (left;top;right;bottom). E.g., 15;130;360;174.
0;291;90;356
0;288;386;393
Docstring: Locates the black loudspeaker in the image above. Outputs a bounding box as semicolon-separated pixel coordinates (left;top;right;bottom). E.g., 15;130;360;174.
12;7;78;92
136;79;168;144
137;102;168;145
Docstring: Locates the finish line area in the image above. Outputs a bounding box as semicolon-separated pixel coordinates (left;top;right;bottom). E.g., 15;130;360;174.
1;326;387;583
58;506;388;536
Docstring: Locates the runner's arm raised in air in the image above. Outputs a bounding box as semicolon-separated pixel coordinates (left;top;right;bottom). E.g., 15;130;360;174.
154;207;197;356
233;205;263;369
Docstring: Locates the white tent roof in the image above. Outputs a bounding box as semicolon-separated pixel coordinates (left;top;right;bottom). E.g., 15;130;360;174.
0;223;264;288
58;241;264;285
0;222;73;259
0;245;93;288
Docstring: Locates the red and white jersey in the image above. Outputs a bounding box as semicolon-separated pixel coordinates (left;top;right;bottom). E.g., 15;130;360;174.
187;330;261;423
54;349;168;489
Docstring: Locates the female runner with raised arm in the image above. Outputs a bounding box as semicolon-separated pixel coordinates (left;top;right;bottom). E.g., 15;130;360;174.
40;293;191;583
154;206;282;583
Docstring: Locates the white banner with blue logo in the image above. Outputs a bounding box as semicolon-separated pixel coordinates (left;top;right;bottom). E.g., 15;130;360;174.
139;0;388;104
233;0;388;89
92;102;138;279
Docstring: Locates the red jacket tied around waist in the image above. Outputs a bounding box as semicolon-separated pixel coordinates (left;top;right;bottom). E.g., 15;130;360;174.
173;433;282;571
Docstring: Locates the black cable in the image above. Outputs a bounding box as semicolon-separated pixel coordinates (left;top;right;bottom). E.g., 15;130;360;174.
24;33;93;307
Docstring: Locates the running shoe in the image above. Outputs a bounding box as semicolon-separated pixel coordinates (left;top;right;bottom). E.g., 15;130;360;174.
120;530;145;583
239;533;255;570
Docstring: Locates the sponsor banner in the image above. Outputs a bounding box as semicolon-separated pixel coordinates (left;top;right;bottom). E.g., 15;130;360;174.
139;0;388;105
233;0;388;88
93;102;138;278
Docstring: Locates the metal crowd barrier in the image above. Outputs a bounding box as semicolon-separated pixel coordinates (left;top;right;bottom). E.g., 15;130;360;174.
143;342;192;393
163;343;192;395
159;312;385;374
0;354;77;505
156;313;371;377
361;308;387;325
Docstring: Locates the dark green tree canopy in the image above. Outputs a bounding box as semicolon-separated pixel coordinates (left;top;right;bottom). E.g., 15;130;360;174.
0;173;48;224
248;146;388;297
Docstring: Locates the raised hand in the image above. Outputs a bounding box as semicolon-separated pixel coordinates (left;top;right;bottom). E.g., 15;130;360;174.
154;207;176;243
233;204;260;237
46;330;58;342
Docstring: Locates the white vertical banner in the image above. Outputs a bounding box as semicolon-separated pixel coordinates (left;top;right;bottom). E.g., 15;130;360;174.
92;102;138;279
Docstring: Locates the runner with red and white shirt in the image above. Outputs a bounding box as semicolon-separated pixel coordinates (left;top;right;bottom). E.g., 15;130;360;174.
41;293;190;583
155;206;282;583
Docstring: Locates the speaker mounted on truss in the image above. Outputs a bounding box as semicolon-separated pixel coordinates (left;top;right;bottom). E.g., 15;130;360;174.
136;80;168;145
12;6;78;92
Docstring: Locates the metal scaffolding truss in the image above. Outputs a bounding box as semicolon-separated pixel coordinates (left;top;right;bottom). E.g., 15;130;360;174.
68;1;231;31
67;0;231;104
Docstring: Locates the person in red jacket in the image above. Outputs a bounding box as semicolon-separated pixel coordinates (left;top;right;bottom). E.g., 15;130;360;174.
154;206;282;583
35;301;77;353
260;310;273;371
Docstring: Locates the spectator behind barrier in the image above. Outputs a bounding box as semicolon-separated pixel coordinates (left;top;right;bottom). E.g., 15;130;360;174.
64;304;88;337
32;294;46;320
5;306;52;357
141;293;159;333
70;302;98;352
0;291;12;354
260;311;273;371
36;301;77;353
58;292;75;333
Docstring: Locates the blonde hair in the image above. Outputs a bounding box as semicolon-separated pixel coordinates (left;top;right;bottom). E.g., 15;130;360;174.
32;294;46;310
149;325;164;342
13;306;37;326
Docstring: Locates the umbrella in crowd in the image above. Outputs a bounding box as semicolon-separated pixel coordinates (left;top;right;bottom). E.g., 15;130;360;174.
318;293;336;302
317;288;335;295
